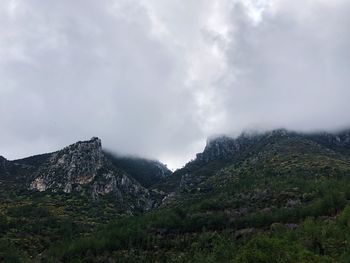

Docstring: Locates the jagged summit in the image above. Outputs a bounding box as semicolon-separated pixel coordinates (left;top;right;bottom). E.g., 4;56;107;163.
0;137;172;213
164;128;350;200
65;136;102;151
196;129;350;164
1;129;350;214
196;132;265;163
23;136;159;212
30;137;104;193
196;136;241;162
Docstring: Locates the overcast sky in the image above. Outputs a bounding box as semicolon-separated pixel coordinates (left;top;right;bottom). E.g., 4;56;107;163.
1;0;350;169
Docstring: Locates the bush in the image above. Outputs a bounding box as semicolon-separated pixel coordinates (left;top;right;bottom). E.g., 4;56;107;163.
338;205;350;227
235;236;326;263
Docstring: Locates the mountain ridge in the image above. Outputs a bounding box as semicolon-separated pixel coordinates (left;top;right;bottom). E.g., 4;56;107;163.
161;129;350;198
2;128;350;261
0;137;172;213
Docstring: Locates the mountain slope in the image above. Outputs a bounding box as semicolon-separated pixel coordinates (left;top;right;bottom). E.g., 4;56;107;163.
2;129;350;262
164;129;350;195
169;129;350;214
0;137;172;214
105;153;172;188
41;129;350;262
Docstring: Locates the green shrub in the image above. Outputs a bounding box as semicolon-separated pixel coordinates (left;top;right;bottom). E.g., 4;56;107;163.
235;236;326;263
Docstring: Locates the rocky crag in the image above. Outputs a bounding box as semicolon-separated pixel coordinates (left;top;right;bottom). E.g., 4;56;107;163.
166;129;350;198
1;129;350;214
0;137;172;213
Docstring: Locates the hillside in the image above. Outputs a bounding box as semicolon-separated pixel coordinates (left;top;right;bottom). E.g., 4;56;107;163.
0;138;172;214
1;129;350;262
105;153;172;188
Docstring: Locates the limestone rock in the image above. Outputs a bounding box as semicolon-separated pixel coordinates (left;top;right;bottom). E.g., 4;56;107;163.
28;137;154;212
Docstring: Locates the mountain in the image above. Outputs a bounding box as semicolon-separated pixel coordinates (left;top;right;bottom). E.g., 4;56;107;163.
2;129;350;262
0;137;171;214
305;129;350;154
167;129;350;195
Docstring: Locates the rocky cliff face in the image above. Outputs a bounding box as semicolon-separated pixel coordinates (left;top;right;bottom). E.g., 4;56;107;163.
196;136;237;162
2;129;350;214
170;129;350;196
153;161;172;178
196;132;265;163
195;129;350;164
306;130;350;153
20;137;156;212
30;137;104;192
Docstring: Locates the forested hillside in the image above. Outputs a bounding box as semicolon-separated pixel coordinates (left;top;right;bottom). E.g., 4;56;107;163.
1;130;350;262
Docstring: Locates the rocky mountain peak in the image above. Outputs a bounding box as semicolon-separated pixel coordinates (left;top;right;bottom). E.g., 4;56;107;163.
303;129;350;154
30;137;104;192
194;129;300;164
68;137;102;154
194;128;350;165
196;134;260;163
53;137;103;173
320;130;350;145
26;137;155;212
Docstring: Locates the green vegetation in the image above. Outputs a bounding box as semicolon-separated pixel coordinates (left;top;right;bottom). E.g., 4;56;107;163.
1;131;350;262
43;203;350;262
0;190;123;261
105;153;171;188
3;171;350;262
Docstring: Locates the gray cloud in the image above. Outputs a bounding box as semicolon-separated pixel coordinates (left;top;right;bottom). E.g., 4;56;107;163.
219;0;350;134
0;0;349;169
